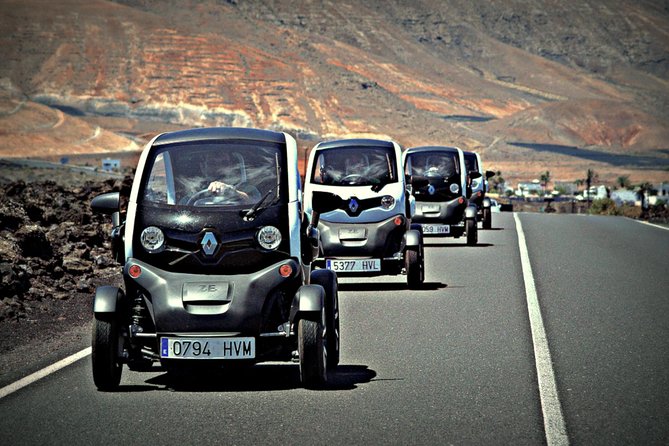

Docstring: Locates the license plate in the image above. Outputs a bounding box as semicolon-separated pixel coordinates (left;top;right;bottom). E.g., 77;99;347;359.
421;224;450;234
326;259;381;272
160;337;255;359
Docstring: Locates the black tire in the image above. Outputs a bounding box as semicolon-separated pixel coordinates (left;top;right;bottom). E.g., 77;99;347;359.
406;247;423;289
298;318;327;388
92;314;122;391
466;219;478;246
483;207;492;229
310;270;340;369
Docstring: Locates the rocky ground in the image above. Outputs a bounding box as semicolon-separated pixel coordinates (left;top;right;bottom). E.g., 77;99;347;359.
0;161;130;381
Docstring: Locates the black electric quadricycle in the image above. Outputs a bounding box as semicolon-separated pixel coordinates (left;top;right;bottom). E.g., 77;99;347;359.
90;127;340;390
403;146;479;245
462;150;495;230
303;138;424;288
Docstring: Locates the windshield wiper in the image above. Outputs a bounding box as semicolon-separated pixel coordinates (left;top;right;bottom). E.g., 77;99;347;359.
242;189;274;221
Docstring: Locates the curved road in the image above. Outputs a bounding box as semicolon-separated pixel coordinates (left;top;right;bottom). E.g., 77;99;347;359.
0;213;667;445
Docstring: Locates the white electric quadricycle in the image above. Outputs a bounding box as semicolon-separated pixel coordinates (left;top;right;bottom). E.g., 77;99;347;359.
303;138;424;288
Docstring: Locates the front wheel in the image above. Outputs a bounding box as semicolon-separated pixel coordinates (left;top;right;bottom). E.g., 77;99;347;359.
466;219;478;246
310;270;340;370
92;314;122;391
298;318;327;388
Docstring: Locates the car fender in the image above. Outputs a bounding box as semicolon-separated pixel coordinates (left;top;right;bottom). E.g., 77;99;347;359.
290;284;325;323
93;286;125;314
404;228;422;248
465;205;478;220
482;197;492;208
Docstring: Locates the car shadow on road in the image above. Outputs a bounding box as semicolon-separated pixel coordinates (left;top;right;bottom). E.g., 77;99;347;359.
338;281;447;292
132;364;376;392
424;242;494;248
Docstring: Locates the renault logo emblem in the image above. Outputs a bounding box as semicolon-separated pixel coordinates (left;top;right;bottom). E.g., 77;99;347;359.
348;198;359;213
201;231;218;256
428;184;435;195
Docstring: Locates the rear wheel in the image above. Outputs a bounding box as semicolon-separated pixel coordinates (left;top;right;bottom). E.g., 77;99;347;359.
483;207;492;229
298;318;327;388
466;219;478;246
92;314;122;391
406;247;423;289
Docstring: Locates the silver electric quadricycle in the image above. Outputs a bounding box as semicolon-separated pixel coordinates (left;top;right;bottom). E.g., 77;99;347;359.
303;138;425;288
403;146;479;245
90;127;341;390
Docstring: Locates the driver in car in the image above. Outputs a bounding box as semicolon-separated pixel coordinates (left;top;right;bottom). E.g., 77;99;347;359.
200;151;259;203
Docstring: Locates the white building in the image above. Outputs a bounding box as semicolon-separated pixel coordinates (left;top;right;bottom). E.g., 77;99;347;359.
102;159;121;172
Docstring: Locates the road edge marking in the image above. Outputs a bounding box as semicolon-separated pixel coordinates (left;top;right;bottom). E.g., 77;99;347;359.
514;213;569;446
0;347;91;399
632;218;669;231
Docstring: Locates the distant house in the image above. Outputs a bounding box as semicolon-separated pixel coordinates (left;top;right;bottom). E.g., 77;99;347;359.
102;158;121;172
650;182;668;205
611;189;637;206
515;181;543;197
553;181;577;195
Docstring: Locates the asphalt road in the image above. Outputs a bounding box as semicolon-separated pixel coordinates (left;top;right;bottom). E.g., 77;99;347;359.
0;213;667;445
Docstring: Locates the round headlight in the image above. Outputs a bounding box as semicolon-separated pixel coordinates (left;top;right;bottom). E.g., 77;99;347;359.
257;226;282;250
140;226;165;253
381;195;395;210
449;183;460;194
471;178;481;188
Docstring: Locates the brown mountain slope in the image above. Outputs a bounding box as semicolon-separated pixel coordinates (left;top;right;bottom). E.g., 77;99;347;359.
0;0;667;183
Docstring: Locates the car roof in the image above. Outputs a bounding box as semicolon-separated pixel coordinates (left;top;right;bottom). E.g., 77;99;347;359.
153;127;286;147
314;138;397;150
405;145;462;154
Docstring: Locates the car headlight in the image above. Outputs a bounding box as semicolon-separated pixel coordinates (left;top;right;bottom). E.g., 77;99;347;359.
381;195;395;209
257;226;282;250
449;183;460;194
140;226;165;253
471;178;481;188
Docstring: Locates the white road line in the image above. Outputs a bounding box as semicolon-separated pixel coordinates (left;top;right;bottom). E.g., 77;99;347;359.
514;214;569;446
0;347;91;400
634;219;669;231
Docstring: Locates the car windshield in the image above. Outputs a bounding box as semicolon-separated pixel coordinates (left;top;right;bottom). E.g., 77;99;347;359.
310;146;397;187
406;152;460;178
141;142;282;208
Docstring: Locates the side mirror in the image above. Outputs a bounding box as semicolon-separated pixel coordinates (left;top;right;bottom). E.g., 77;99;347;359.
91;192;120;215
310;191;342;228
485;170;495;179
92;192;124;263
409;175;429;189
469;171;482;180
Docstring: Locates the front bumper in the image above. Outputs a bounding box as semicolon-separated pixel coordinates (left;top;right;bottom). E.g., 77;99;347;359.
123;257;302;361
315;214;408;275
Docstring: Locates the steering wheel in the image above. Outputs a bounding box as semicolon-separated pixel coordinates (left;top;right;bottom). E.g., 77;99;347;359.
341;174;364;184
185;187;237;206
